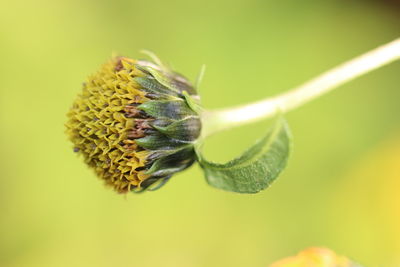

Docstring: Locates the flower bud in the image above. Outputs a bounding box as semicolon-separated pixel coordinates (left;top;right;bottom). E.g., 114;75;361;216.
66;56;201;193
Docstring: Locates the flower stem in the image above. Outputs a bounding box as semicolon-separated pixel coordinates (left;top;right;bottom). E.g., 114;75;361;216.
201;38;400;138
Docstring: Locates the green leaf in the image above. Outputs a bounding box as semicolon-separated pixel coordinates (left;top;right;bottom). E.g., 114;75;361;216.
198;118;291;193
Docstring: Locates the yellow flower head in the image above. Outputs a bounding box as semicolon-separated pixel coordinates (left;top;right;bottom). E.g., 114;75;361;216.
66;56;201;193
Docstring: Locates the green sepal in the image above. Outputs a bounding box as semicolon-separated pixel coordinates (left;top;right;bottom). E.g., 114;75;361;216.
135;132;190;150
182;91;203;114
150;118;175;128
146;147;196;177
134;77;180;99
152;117;201;142
146;149;182;162
197;118;291;193
132;176;172;193
136;64;197;95
146;176;172;191
138;100;195;120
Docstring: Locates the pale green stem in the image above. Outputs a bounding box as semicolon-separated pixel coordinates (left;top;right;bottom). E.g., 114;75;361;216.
201;38;400;138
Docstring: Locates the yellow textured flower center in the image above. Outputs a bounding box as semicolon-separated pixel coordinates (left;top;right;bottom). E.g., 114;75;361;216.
66;57;152;193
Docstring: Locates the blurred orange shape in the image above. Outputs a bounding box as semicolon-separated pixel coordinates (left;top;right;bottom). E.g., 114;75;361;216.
269;247;358;267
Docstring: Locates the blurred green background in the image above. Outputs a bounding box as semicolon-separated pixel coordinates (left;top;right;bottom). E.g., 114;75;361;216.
1;0;399;266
